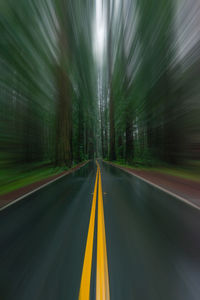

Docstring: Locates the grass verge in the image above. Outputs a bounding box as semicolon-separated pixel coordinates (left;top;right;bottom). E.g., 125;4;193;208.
108;161;200;182
0;161;87;196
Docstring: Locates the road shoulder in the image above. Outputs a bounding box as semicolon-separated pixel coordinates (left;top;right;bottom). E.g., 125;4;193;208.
0;161;88;209
104;161;200;208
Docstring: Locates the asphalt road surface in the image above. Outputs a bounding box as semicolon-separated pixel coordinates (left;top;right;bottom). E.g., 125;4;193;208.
0;160;200;300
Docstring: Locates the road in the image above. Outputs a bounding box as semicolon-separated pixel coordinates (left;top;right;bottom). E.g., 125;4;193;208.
0;160;200;300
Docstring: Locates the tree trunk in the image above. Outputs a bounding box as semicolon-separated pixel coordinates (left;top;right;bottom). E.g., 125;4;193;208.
55;66;72;167
107;0;116;161
109;89;116;160
100;93;105;157
77;102;84;162
125;119;133;163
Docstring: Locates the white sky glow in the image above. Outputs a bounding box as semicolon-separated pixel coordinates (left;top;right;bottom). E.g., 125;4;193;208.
93;0;106;66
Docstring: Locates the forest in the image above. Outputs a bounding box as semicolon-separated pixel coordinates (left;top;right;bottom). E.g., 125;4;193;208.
0;0;200;193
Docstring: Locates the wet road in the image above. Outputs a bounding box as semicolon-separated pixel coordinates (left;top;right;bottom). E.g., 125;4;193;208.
0;160;200;300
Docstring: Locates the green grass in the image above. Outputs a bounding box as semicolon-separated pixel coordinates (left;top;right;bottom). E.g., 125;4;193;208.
0;161;86;196
109;160;200;182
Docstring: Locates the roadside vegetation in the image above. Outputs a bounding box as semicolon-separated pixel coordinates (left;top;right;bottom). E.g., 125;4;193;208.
99;0;200;180
0;161;88;196
0;0;199;196
0;1;96;195
108;160;200;182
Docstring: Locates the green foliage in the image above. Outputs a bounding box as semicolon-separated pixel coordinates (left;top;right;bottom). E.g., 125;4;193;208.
0;0;97;192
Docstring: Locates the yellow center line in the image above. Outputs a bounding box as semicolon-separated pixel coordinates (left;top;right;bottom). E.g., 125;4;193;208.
79;161;110;300
79;168;99;300
96;163;110;300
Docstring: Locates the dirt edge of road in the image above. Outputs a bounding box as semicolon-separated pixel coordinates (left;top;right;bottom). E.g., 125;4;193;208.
0;161;89;209
104;161;200;208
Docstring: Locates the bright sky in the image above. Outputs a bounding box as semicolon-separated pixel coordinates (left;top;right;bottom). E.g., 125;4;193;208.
93;0;106;67
175;0;200;61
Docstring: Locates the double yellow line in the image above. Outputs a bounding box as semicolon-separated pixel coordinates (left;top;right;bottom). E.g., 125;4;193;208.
79;162;110;300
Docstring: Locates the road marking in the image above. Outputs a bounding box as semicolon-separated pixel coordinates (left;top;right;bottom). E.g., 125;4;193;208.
104;161;200;211
0;162;88;212
79;168;99;300
96;164;110;300
79;162;110;300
